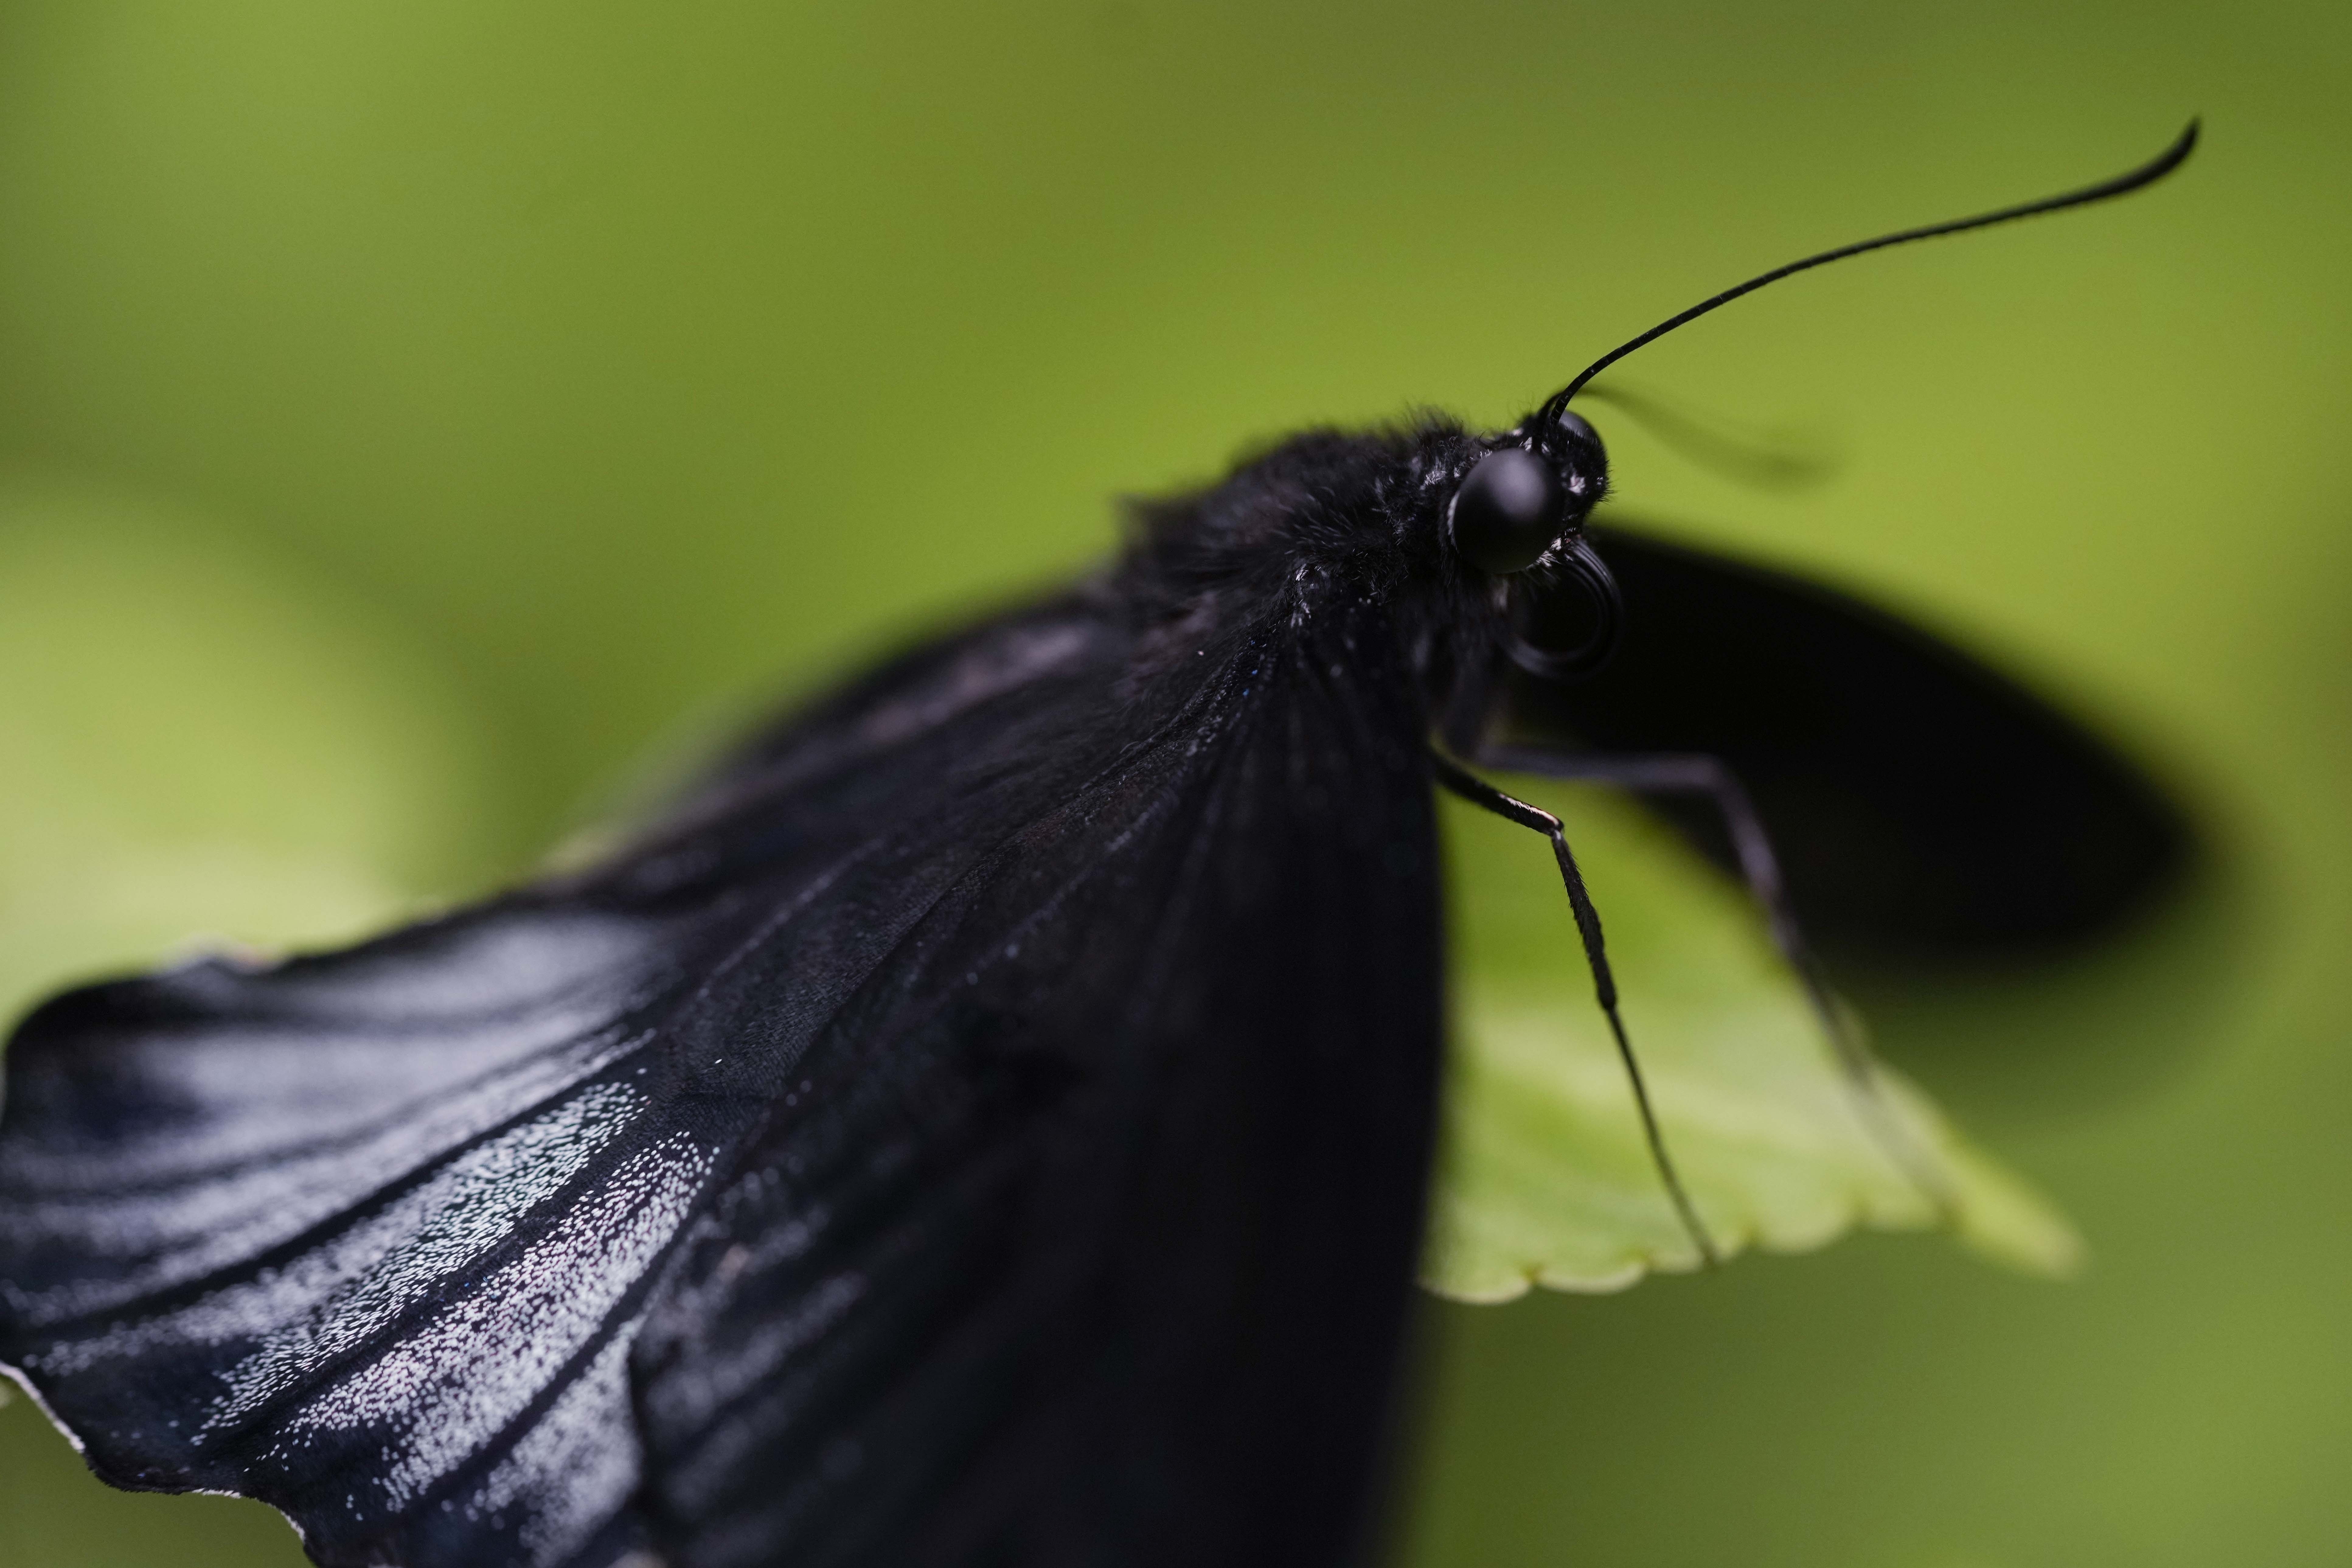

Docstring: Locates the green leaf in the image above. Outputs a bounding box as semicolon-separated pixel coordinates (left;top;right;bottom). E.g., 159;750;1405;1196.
1423;784;2080;1303
0;472;499;1025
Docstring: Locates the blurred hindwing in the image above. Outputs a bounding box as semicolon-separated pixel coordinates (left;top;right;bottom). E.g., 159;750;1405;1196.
1501;522;2189;961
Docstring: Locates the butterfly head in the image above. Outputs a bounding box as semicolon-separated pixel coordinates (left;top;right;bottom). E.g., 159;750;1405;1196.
1445;409;1607;576
1444;407;1621;679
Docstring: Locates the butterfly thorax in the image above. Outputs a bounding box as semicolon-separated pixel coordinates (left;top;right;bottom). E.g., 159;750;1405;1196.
1112;418;1514;718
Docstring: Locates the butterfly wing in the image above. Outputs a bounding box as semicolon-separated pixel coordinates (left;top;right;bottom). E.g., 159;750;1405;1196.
1493;522;2192;961
0;591;1441;1568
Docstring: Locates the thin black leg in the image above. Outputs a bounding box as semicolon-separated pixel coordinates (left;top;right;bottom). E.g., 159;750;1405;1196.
1471;744;1958;1218
1431;751;1721;1267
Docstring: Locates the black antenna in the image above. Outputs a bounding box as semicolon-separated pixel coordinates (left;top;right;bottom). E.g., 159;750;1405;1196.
1538;121;2199;422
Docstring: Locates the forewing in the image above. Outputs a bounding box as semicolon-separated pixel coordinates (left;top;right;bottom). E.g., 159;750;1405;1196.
0;894;710;1568
1499;522;2191;959
0;592;1442;1568
626;593;1441;1568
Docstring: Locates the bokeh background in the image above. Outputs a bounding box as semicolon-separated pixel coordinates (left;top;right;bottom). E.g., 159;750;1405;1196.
0;3;2345;1564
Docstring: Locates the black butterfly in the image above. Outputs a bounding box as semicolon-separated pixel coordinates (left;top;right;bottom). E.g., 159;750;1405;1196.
0;126;2195;1568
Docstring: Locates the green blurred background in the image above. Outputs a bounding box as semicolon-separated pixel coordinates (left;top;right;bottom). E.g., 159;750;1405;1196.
0;2;2345;1564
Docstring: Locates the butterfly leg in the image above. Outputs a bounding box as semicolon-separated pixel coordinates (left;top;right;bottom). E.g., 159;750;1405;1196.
1468;745;1959;1220
1430;751;1720;1267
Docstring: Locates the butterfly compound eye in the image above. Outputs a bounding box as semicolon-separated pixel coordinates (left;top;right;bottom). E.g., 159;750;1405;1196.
1448;448;1567;575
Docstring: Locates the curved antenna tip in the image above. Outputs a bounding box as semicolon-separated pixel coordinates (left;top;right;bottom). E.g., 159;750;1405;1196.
2159;117;2202;169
